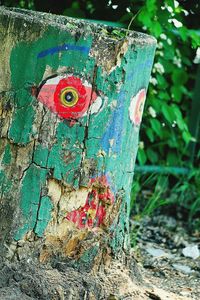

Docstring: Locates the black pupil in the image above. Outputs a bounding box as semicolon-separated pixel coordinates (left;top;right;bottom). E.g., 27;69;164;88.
65;91;74;102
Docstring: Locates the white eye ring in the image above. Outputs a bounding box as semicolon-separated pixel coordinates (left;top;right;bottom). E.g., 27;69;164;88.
82;96;103;117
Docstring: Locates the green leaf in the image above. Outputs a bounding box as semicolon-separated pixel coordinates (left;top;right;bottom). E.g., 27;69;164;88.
190;30;200;48
167;151;178;165
171;86;183;102
111;30;126;39
171;106;187;131
149;97;162;111
147;148;158;163
164;45;175;60
182;130;192;144
161;103;175;123
159;91;170;101
137;148;147;165
150;119;162;137
153;22;163;37
146;128;155;142
179;26;188;42
146;0;157;13
156;74;168;88
160;60;174;73
172;69;188;85
176;118;187;131
171;104;182;119
182;55;192;66
165;0;175;8
138;9;152;27
167;134;179;148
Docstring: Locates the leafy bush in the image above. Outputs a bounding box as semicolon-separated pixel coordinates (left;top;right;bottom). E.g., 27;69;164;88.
132;1;200;167
128;1;200;223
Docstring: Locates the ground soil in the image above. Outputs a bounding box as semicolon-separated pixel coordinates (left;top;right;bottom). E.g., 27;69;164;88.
0;213;199;300
131;213;200;300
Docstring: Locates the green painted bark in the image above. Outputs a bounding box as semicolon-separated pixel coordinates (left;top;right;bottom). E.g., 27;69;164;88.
0;7;156;269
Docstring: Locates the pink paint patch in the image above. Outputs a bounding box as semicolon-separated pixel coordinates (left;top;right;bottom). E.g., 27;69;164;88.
37;84;57;112
66;176;114;229
129;89;146;126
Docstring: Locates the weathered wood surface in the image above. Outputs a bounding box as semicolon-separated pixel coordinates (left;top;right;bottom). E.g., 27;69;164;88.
0;7;156;271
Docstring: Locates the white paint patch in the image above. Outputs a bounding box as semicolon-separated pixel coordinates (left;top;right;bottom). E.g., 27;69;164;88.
42;70;92;88
83;80;92;88
45;75;64;85
89;96;102;114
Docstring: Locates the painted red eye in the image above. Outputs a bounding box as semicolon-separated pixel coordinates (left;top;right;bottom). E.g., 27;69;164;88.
37;75;102;120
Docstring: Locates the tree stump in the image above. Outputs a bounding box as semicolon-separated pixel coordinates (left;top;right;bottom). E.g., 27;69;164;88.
0;7;156;299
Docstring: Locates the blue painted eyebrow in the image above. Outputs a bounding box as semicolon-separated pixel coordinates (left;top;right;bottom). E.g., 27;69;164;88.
37;43;90;58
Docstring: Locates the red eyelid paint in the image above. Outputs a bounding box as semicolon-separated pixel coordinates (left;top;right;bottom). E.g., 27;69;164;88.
37;75;99;120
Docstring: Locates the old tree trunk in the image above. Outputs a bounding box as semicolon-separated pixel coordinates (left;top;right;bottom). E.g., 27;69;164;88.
0;7;156;299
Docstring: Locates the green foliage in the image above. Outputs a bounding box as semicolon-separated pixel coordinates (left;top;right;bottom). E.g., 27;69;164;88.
131;168;200;229
168;169;200;222
133;1;200;167
131;173;170;218
63;1;86;18
128;1;200;226
130;172;170;247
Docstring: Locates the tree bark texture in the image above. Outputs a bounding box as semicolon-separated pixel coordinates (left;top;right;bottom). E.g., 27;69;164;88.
0;7;156;272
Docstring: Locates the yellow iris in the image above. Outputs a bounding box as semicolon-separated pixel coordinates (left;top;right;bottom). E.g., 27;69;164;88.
60;87;79;107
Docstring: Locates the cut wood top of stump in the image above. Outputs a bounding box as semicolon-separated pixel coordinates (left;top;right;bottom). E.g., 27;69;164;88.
0;6;157;46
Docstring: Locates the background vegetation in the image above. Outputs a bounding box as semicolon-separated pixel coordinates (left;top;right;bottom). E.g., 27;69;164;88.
1;0;200;226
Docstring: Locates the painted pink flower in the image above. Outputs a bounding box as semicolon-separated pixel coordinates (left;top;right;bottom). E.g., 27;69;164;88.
129;89;146;126
66;175;114;229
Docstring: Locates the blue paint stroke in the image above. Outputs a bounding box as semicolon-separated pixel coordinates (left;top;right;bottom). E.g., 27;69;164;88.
127;59;153;81
101;91;125;155
37;43;90;59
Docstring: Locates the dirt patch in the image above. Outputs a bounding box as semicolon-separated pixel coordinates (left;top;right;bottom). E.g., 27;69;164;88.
0;257;192;300
131;214;200;299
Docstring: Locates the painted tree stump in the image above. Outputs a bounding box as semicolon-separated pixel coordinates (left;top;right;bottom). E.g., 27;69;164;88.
0;6;156;273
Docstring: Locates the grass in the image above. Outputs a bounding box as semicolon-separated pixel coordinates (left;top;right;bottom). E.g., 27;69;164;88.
130;168;200;245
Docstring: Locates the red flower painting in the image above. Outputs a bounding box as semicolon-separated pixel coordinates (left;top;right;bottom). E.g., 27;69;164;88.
37;75;102;120
66;175;115;229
